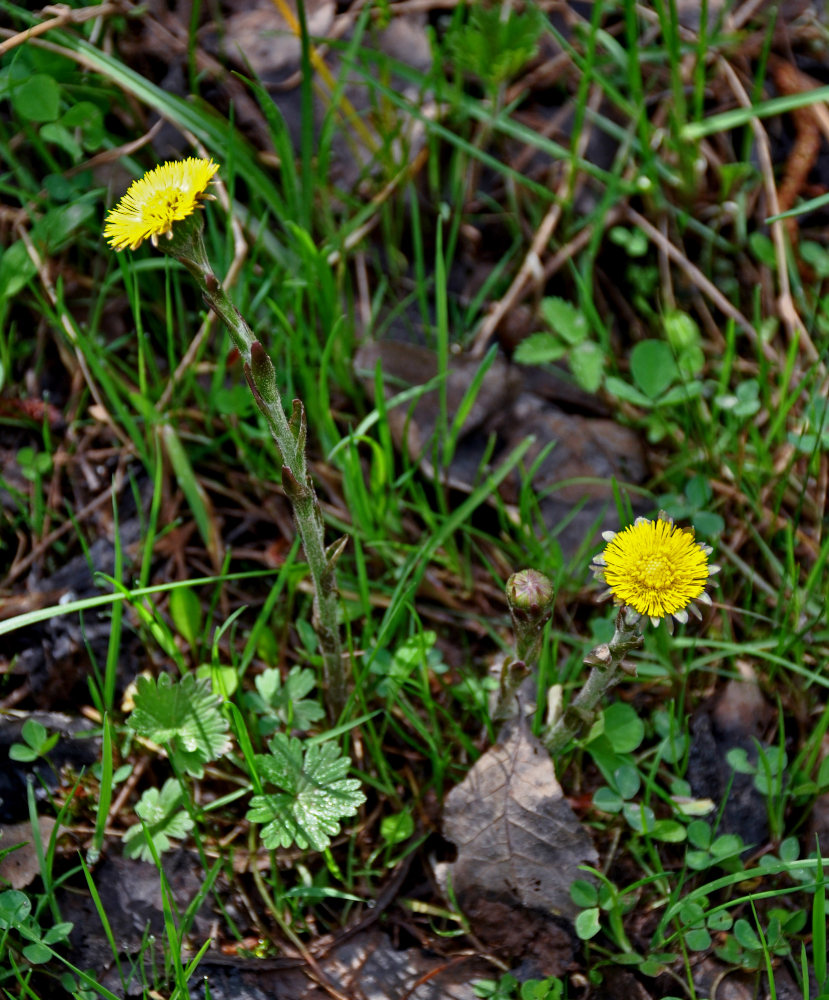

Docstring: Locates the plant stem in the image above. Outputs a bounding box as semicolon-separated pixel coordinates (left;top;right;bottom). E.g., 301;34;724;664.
544;608;642;754
173;232;347;716
494;569;555;722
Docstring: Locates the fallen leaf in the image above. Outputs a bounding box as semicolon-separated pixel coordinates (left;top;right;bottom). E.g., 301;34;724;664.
442;717;597;921
0;817;57;889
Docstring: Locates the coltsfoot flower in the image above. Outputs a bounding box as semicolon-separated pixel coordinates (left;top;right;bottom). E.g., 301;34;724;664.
104;157;219;251
592;512;719;627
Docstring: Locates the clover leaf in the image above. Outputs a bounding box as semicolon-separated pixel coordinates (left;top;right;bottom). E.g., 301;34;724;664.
246;734;364;851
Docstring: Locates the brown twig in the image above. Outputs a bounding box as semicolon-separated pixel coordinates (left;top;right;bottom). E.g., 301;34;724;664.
0;2;121;56
716;56;819;366
624;206;770;357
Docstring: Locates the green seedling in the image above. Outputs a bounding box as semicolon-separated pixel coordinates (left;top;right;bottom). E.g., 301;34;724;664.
445;3;545;96
243;666;325;734
0;888;73;973
513;296;605;393
570;871;634;952
714;910;803;972
15;447;52;483
122;779;195;863
369;630;449;699
9;719;59;764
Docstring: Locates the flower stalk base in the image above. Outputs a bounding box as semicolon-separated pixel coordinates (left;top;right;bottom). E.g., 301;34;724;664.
544;607;642;754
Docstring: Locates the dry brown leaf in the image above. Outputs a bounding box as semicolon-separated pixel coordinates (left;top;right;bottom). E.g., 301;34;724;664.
0;817;57;889
442;717;597;920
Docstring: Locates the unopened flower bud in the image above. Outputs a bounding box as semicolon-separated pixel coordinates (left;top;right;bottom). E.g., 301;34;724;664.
507;569;554;617
507;569;554;666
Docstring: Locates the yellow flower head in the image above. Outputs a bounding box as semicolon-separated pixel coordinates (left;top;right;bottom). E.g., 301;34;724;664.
592;513;718;627
104;158;219;251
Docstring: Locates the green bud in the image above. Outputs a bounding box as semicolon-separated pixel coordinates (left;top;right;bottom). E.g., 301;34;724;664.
506;569;554;666
507;569;554;616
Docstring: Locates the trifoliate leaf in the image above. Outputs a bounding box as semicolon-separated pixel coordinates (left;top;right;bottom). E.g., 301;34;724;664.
245;666;325;734
246;734;364;852
123;778;194;862
127;673;230;777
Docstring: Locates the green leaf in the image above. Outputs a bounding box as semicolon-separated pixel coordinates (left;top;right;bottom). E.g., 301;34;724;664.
40;122;82;160
733;918;762;951
685;849;713;870
569;879;598;908
196;663;238;699
725;747;755;774
656;382;704;406
800;240;829;278
127;673;230;777
817;755;829;791
778;836;799;863
677;345;705;378
657;730;688;765
12;73;60;122
609;226;649;257
23;941;52;964
169;587;203;647
123;778;194;862
42;921;73;945
446;4;543;89
592;786;623;813
570;340;604;393
679;901;705;927
623;802;655;833
521;977;563;1000
513;332;567;366
707;910;733;932
61;101;104;149
693;511;724;537
0;240;37;299
540;297;589;345
710;833;744;859
630;340;678;398
574;906;601;940
604;375;654;407
684;927;712;951
30;202;96;253
0;890;31;929
649;819;686;843
246;734;365;851
380;810;414;845
8;743;38;763
613;763;641;799
663;310;700;352
603;702;645;753
246;666;325;733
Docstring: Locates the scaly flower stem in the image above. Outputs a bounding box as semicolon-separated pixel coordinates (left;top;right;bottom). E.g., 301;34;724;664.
173;228;346;717
544;608;642;754
494;570;555;723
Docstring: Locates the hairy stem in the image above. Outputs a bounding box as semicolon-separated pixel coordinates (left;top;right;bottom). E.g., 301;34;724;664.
176;235;347;717
544;608;642;754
